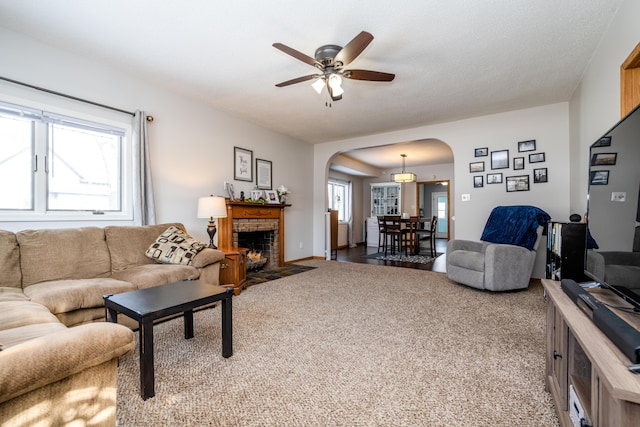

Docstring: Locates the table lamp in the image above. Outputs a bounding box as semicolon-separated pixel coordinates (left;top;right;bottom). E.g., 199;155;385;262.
197;195;227;249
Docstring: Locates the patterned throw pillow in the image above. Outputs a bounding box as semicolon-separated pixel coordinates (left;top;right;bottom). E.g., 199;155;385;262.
145;226;206;266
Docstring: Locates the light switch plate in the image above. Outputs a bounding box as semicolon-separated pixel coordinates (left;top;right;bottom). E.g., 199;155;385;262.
461;194;470;202
611;192;626;202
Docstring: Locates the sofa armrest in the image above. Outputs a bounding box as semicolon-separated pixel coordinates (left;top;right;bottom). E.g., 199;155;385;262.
0;322;134;404
191;248;225;286
447;239;484;254
599;251;640;267
192;248;225;268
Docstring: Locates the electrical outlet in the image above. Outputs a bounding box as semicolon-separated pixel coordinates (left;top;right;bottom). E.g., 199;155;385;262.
299;241;303;249
461;194;471;202
611;192;626;202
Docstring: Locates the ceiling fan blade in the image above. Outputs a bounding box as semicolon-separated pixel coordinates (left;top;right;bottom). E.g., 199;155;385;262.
275;74;320;87
272;43;320;67
343;69;395;82
334;31;374;66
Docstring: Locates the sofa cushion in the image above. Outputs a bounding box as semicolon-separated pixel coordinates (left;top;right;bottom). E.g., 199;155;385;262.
16;227;111;286
23;278;136;315
110;264;200;289
145;226;206;266
0;287;29;302
104;222;184;272
0;230;22;288
0;322;67;350
0;301;61;331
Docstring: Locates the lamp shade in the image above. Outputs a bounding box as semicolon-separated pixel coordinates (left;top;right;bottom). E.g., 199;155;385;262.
197;196;227;218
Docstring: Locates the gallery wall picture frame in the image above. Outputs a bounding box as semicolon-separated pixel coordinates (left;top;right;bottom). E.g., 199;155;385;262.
533;167;548;183
265;189;279;204
593;136;612;147
506;175;530;192
469;161;485;173
473;175;483;188
256;158;272;190
589;170;609;185
518;139;536;152
591;152;617;166
486;172;503;184
474;147;488;157
491;149;509;170
234;147;253;181
529;152;545;163
513;157;524;170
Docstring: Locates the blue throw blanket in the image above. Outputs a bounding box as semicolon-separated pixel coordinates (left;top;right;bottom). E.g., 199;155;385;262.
480;205;551;250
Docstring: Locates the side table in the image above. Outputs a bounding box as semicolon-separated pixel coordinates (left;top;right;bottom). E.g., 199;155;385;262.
220;247;247;295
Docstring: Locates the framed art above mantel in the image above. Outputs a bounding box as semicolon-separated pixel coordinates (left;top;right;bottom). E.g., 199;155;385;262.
234;147;253;182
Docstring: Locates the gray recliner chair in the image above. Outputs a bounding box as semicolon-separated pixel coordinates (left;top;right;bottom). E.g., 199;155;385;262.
446;205;550;291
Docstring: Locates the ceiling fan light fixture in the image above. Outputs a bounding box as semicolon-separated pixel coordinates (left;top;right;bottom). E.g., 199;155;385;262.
391;154;417;183
327;74;344;97
311;78;325;94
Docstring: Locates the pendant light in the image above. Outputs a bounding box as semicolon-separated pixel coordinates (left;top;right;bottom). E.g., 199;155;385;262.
391;154;417;183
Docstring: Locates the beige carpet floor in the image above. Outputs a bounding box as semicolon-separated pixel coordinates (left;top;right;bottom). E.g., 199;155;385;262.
116;260;559;426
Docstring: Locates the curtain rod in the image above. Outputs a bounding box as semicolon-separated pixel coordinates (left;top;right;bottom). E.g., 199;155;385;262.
0;75;135;116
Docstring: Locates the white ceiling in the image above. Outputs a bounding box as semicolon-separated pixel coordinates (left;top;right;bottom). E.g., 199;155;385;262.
0;0;622;168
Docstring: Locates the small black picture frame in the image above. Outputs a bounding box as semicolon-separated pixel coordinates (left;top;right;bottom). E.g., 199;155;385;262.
513;157;524;170
506;175;530;192
491;149;509;170
469;161;485;173
593;136;611;147
473;175;483;188
518;139;536;152
591;152;617;166
533;168;548;183
474;147;488;157
486;173;503;184
589;170;609;185
529;152;545;163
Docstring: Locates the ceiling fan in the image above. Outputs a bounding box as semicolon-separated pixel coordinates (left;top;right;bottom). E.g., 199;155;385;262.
273;31;395;102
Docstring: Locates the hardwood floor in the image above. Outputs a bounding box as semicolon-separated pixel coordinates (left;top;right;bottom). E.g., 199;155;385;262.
335;239;447;273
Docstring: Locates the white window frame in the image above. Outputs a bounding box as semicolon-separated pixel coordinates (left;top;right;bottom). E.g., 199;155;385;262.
328;179;351;222
0;94;133;223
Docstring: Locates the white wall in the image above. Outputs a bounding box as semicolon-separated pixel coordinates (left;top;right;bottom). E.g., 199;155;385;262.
0;27;314;262
569;0;640;217
315;102;571;277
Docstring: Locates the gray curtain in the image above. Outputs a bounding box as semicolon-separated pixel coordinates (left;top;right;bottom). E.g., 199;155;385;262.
132;111;156;225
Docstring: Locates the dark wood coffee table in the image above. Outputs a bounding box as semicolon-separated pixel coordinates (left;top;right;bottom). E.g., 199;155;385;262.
103;280;233;400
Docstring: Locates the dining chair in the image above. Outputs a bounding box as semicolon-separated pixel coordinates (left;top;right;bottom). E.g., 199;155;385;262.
380;216;405;256
376;216;386;252
416;215;438;257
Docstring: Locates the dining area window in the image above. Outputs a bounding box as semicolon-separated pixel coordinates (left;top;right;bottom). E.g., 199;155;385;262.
328;180;350;221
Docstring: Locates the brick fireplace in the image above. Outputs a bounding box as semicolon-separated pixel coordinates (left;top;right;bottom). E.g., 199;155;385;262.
218;200;287;267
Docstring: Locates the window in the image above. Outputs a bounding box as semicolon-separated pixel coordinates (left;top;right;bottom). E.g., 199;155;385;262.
328;180;351;222
0;100;131;221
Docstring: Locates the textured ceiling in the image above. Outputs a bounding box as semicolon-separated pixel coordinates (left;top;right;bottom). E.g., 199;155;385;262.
0;0;621;157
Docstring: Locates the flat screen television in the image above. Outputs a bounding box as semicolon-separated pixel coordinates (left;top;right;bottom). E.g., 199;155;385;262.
584;103;640;311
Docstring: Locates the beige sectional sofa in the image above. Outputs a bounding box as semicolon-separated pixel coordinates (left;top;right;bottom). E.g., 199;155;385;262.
0;223;225;426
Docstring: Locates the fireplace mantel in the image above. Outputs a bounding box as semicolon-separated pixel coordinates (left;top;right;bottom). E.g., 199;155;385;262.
218;200;289;267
